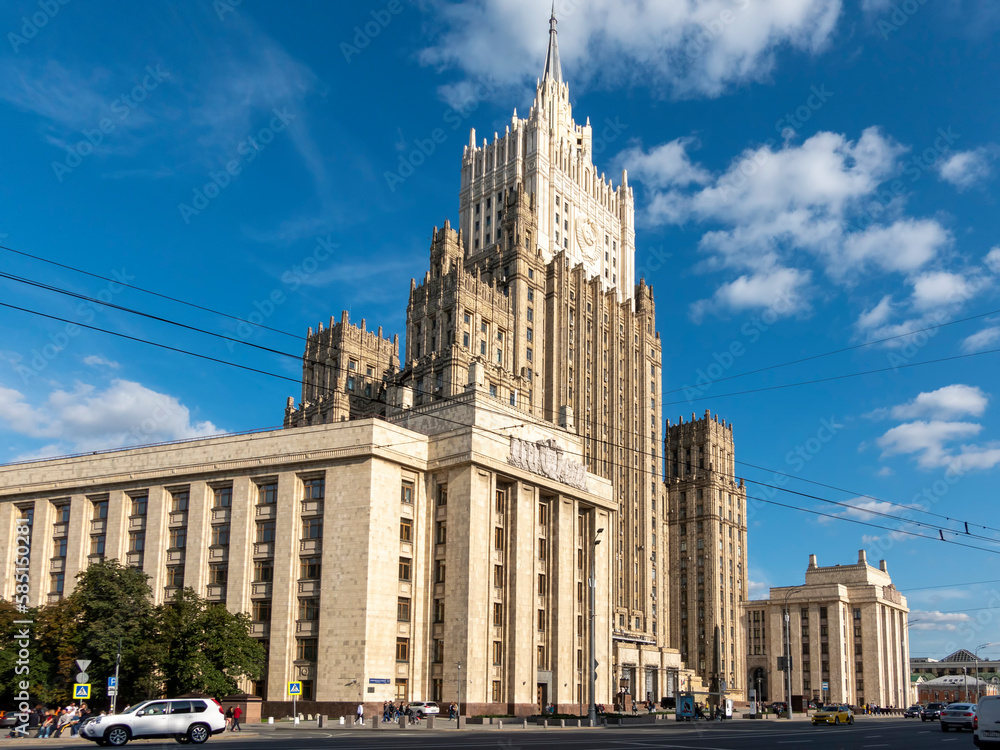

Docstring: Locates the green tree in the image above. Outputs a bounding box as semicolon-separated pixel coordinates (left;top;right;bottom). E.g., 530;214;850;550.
68;559;160;705
157;588;265;698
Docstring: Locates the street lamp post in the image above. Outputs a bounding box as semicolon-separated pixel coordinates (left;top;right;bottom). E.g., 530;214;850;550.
456;661;462;727
976;643;998;703
588;527;604;726
781;586;805;720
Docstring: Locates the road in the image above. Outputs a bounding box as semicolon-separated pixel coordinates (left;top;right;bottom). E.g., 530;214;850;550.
3;718;970;748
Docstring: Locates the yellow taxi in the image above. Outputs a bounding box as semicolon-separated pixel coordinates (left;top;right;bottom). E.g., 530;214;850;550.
812;704;854;725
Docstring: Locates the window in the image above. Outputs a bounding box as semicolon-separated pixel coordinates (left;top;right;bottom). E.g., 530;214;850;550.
55;504;70;523
492;681;502;703
399;556;411;581
493;564;504;588
253;559;273;582
435;521;447;545
256;521;276;543
299;598;320;621
131;496;147;516
538;538;547;559
400;518;412;542
166;566;184;587
434;599;444;623
300;556;321;580
495;489;506;513
538;574;547;595
401;480;414;504
258;482;277;505
395;638;410;662
539;502;548;525
395;679;408;701
494;527;505;551
54;537;68;557
537;609;546;631
209;564;227;585
171;491;189;512
437;484;448;506
537;645;546;668
213;486;232;508
211;525;230;546
526;347;533;361
50;572;64;594
527;307;533;322
493;601;503;626
169;528;186;549
302;518;322;539
297;638;318;661
93;499;109;520
434;560;446;583
433;640;444;663
397;597;411;622
90;535;105;555
303;477;324;501
493;641;504;665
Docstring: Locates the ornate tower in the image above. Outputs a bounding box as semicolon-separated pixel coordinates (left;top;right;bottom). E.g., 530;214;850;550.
665;411;749;699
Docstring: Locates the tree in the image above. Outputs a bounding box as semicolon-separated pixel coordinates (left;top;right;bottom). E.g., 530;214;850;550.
157;588;265;698
68;559;160;705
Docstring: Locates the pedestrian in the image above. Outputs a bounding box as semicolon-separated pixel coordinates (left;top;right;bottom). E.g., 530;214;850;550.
232;704;242;731
357;703;364;725
224;706;233;731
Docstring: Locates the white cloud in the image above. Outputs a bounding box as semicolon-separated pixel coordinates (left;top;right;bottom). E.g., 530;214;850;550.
890;384;989;420
82;355;120;369
0;379;221;458
857;295;894;329
616;138;711;189
961;325;1000;352
841;220;950;277
877;420;982;468
690;265;811;321
419;0;843;101
747;579;770;600
908;610;973;632
937;147;995;191
908;271;973;311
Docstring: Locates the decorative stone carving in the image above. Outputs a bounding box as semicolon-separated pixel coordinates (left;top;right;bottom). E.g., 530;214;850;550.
508;436;587;490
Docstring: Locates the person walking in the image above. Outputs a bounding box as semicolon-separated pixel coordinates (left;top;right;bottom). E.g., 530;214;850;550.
224;706;233;731
231;704;242;731
357;703;364;726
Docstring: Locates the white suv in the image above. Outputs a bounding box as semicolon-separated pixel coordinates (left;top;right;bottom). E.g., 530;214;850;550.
80;698;226;746
407;701;440;718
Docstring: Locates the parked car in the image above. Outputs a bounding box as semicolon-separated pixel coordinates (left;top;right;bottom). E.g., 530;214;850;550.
79;698;225;746
0;711;21;728
406;701;439;718
921;702;946;721
903;705;921;718
941;703;978;732
975;694;1000;747
812;704;854;726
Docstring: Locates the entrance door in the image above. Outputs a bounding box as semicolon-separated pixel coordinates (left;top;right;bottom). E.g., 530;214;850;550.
537;683;548;714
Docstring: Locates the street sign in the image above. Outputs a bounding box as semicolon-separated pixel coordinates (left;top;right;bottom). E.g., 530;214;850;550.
288;681;302;696
74;684;91;699
108;676;117;688
76;659;91;672
368;678;390;685
822;681;829;690
107;689;117;698
76;672;89;683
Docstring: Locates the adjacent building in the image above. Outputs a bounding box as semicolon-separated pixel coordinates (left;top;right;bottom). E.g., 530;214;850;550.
743;551;910;708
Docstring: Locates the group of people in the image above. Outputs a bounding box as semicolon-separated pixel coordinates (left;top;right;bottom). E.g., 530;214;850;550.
223;705;243;731
4;703;99;738
378;701;422;724
862;703;890;715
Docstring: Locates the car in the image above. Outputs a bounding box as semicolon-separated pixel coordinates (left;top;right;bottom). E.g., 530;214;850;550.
941;703;977;732
903;705;921;718
406;701;440;718
0;711;21;728
975;694;1000;747
812;704;854;726
921;702;946;721
79;698;226;746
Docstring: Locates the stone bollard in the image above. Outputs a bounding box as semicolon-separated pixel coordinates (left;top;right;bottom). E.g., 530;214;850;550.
559;719;565;728
426;716;435;729
268;717;274;725
522;719;528;729
371;716;380;730
307;713;313;721
542;719;548;729
457;716;466;729
399;714;408;729
497;720;503;729
318;715;327;728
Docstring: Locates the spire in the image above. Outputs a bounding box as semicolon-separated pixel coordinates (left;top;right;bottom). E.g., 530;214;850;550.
542;2;562;83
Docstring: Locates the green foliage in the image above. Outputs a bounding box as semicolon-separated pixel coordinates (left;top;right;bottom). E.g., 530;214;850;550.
158;588;265;698
2;560;265;708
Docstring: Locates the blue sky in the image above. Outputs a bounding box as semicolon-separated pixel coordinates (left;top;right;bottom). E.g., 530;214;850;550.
1;0;999;659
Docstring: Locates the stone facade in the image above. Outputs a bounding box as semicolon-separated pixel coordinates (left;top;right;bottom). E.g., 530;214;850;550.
0;389;615;717
743;551;910;708
665;411;748;699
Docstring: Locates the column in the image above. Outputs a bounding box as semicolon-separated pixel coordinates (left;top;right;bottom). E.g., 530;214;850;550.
143;486;168;603
266;470;300;701
183;481;212;595
226;477;255;615
105;490;128;564
552;494;575;710
64;494;91;595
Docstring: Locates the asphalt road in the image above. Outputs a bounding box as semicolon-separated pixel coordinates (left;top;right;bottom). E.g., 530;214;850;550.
2;718;972;749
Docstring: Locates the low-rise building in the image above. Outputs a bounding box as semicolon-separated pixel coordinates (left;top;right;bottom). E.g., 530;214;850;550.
917;674;998;703
743;551;909;708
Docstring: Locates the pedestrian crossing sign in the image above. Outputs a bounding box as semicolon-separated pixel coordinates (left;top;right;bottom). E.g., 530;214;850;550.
288;682;302;696
74;684;91;699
